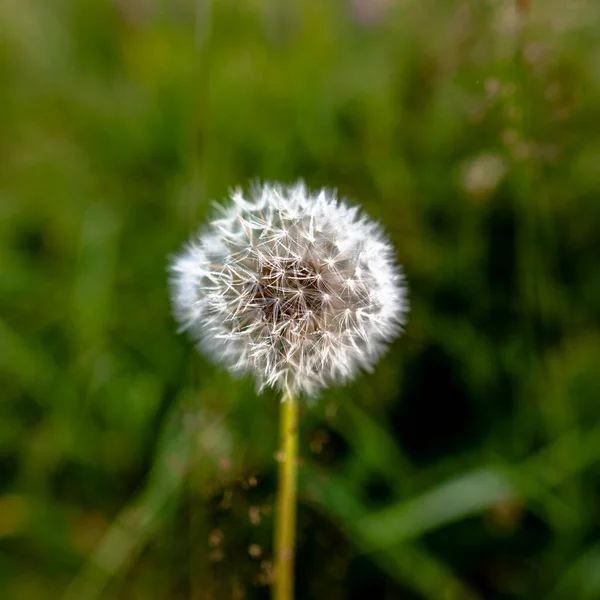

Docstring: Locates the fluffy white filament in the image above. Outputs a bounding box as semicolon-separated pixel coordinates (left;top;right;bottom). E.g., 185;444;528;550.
169;182;408;397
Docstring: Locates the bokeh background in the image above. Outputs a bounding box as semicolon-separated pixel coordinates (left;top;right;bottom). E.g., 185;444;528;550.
2;1;600;598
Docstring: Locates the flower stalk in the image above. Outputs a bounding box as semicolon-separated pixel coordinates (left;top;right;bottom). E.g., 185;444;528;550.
273;391;299;600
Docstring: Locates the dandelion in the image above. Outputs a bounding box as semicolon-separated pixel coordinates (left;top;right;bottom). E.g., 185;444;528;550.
170;181;407;397
169;181;408;600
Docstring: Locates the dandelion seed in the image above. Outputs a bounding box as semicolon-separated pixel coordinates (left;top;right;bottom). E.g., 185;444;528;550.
169;181;408;397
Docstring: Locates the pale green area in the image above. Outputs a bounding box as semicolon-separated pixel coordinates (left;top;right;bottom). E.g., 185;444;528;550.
2;1;600;599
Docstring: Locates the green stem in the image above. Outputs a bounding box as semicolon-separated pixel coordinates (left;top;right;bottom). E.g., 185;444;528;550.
273;391;299;600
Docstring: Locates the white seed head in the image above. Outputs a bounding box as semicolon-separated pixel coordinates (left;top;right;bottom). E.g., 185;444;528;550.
169;182;408;397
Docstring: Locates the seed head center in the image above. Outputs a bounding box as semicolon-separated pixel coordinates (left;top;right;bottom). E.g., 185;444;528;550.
254;259;325;326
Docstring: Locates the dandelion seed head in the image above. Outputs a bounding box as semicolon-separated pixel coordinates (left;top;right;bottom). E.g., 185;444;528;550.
169;182;408;397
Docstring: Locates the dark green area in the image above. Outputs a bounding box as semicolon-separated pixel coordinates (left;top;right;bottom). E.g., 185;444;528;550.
2;1;600;598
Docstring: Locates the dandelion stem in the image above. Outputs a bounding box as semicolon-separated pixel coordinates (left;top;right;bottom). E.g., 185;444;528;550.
273;391;299;600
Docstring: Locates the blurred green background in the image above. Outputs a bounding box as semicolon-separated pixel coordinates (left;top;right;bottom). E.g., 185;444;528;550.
2;0;600;598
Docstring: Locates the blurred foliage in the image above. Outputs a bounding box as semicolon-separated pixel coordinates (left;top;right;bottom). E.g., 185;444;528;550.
2;0;600;598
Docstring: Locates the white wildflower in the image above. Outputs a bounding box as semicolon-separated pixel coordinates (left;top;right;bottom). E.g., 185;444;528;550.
169;182;408;397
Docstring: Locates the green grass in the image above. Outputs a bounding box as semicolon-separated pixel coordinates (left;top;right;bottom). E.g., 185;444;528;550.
2;1;600;598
